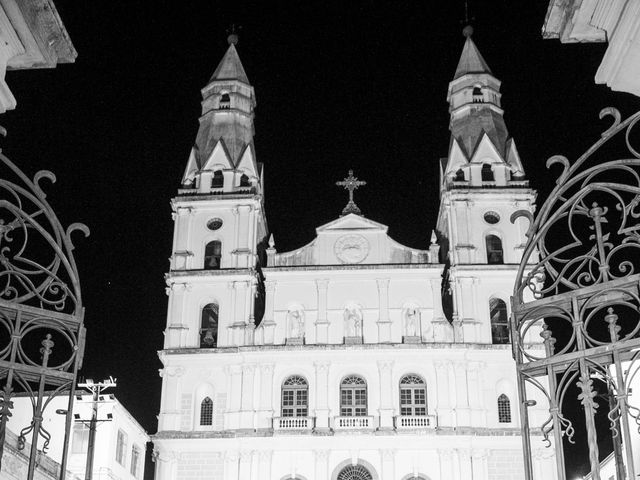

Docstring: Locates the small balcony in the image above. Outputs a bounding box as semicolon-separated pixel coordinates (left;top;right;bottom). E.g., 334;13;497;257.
273;416;314;431
333;415;375;430
394;415;437;430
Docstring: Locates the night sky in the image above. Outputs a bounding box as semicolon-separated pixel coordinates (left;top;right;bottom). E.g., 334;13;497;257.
3;1;640;477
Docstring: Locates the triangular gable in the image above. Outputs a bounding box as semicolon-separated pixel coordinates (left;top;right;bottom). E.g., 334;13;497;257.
445;138;469;177
505;138;525;176
469;132;505;165
201;140;233;171
181;147;198;185
235;144;258;178
316;213;388;234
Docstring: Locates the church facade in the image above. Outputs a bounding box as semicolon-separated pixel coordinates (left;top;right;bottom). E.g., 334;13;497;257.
152;31;556;480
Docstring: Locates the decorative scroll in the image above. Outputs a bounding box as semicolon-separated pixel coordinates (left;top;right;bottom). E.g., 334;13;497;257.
511;109;640;480
0;129;88;480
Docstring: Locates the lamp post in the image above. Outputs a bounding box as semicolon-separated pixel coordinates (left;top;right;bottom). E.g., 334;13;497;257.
77;377;117;480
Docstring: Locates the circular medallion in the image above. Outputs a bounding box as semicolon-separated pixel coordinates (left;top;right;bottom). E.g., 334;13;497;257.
484;211;500;225
334;234;370;264
207;218;224;231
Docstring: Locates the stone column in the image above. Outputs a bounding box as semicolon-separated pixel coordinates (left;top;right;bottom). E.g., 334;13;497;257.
171;206;193;269
434;361;452;426
454;361;470;425
225;452;240;480
315;279;330;343
439;449;454;480
458;449;472;480
377;360;395;429
236;205;252;268
262;281;277;344
467;361;484;427
376;279;392;343
157;366;184;431
471;449;488;479
314;362;331;430
256;364;274;429
380;449;395;479
240;364;256;427
238;451;252;480
225;365;242;430
314;450;330;479
256;451;273;480
165;283;188;348
233;281;249;345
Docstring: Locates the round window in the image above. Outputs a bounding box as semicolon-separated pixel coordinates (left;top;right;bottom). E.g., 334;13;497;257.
484;211;500;224
206;218;223;231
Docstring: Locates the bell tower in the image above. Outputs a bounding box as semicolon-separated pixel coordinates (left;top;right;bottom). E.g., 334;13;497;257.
436;27;536;343
163;34;267;354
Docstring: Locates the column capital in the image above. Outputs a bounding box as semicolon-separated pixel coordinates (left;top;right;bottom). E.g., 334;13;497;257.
376;278;390;290
239;450;253;462
471;448;488;459
258;450;273;461
242;364;256;374
265;280;277;292
260;364;275;375
314;449;330;460
314;362;330;374
380;449;396;461
315;278;330;289
377;360;394;373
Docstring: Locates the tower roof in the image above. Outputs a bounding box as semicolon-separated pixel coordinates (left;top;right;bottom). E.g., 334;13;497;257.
453;35;492;80
210;43;249;83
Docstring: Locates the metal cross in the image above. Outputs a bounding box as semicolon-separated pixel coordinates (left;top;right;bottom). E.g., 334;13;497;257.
336;170;366;216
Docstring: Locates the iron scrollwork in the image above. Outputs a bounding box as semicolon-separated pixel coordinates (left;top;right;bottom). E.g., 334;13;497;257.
511;108;640;480
0;128;88;480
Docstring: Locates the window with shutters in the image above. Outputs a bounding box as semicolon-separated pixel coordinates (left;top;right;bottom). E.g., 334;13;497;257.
399;374;427;416
340;375;367;416
281;375;308;417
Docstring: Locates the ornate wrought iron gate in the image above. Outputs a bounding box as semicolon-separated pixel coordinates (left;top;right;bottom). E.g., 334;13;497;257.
511;108;640;480
0;130;88;480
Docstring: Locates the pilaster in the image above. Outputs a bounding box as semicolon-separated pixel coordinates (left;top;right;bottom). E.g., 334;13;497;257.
471;449;489;479
380;449;395;479
314;450;330;479
261;281;277;344
225;365;242;429
314;362;330;430
377;360;394;429
171;206;193;269
165;283;189;348
454;361;470;425
224;451;240;480
240;364;256;427
376;278;392;342
256;364;274;428
238;450;252;479
315;279;330;343
435;360;452;426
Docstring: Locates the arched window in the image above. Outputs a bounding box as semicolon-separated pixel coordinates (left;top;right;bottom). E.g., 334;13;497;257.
498;394;511;423
219;93;230;110
281;375;308;417
337;464;373;480
490;298;509;344
200;397;213;425
472;86;483;102
399;374;427;416
486;234;503;264
481;163;494;181
200;303;219;347
340;376;367;417
212;170;224;188
454;168;465;182
204;240;222;270
240;174;251;187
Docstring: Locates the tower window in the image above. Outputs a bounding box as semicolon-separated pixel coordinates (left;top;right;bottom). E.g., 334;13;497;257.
212;170;224;188
472;86;483;102
219;93;230;110
399;374;427;416
498;394;511;423
200;397;213;425
200;303;219;347
490;298;509;344
240;174;250;187
204;240;222;270
115;429;127;465
281;375;308;417
454;168;465;182
481;163;494;181
484;211;500;224
340;375;367;417
486;235;503;264
130;444;141;478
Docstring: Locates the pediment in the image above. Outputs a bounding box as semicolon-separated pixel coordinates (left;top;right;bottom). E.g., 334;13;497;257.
316;214;388;234
201;139;233;171
469;132;505;165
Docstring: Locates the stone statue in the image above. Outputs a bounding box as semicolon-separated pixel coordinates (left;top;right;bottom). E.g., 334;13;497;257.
287;309;305;338
344;307;362;337
405;307;420;337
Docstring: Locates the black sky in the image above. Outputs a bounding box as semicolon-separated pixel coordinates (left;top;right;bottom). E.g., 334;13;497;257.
2;1;640;477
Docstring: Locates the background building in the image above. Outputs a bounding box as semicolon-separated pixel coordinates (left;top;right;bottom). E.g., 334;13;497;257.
153;31;554;480
9;393;149;480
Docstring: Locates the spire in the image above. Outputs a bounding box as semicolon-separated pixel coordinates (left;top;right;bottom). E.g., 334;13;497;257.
180;34;261;195
453;27;492;80
441;28;526;190
209;40;249;84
